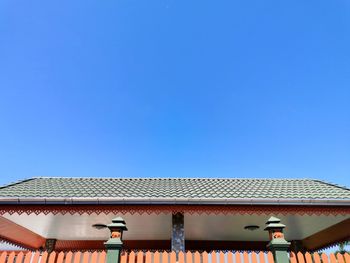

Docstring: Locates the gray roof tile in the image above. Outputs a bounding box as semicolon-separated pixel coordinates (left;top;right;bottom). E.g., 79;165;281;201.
0;177;349;204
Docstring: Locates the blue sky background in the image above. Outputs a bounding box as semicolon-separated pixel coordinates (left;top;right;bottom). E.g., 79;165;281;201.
0;0;349;187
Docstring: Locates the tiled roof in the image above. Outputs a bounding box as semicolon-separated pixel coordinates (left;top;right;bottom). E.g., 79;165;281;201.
0;177;349;205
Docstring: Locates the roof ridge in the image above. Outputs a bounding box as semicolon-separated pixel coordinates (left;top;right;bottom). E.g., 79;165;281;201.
0;178;35;189
312;179;350;191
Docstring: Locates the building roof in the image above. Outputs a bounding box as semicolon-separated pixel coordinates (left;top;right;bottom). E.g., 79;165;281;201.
0;177;349;205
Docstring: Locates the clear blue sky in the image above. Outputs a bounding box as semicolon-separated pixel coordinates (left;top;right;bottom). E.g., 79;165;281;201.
0;0;349;187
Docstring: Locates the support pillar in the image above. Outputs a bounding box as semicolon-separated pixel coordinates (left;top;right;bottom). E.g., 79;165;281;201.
291;240;306;253
264;217;291;263
44;239;56;253
104;217;127;263
171;212;185;253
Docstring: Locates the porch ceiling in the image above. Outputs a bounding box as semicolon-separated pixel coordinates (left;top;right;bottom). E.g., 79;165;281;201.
2;212;348;242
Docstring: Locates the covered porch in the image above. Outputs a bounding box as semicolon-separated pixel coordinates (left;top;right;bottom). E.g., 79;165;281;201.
0;215;349;263
0;204;349;252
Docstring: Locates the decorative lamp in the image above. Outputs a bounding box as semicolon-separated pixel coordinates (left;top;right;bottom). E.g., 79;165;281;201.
104;217;128;263
264;216;290;263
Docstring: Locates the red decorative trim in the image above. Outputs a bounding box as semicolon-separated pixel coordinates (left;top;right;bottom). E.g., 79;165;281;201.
302;218;350;251
55;240;105;251
0;216;46;249
0;204;349;216
0;236;31;251
49;240;271;252
312;238;350;252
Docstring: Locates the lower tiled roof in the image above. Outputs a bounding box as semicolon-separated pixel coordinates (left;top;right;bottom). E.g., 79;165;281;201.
0;177;349;205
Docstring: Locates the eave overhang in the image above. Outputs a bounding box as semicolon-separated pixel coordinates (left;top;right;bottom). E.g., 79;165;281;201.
0;197;349;206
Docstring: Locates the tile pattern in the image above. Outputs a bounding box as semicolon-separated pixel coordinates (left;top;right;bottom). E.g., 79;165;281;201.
0;177;349;200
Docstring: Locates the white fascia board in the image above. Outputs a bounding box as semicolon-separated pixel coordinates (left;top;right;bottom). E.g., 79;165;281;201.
0;197;349;206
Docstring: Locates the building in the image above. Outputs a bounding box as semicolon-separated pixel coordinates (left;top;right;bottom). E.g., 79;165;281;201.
0;177;349;252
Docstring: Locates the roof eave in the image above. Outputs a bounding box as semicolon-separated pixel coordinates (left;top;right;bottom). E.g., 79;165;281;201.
0;197;349;206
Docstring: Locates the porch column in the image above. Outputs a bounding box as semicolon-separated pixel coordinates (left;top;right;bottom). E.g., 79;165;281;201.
105;217;128;263
171;212;185;253
44;239;56;253
264;217;290;263
291;240;306;253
